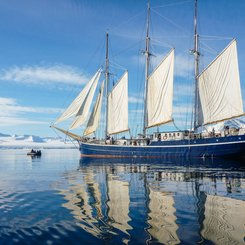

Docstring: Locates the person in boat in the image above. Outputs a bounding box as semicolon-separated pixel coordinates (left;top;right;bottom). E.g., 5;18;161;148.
158;134;161;141
224;126;230;136
31;149;35;153
111;137;115;145
105;135;110;144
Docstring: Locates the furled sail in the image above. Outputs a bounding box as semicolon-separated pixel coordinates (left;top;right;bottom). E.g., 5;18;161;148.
55;69;101;124
198;40;244;125
146;49;174;128
83;81;104;136
70;71;100;129
108;71;129;135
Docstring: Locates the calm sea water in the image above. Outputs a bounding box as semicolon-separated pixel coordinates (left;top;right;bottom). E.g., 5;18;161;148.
0;149;244;245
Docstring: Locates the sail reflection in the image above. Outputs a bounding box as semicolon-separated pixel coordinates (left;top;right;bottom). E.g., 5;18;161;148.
148;188;180;244
60;171;103;238
201;195;245;245
107;177;132;235
58;157;245;244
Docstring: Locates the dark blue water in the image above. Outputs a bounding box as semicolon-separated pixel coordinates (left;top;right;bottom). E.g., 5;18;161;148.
0;149;244;244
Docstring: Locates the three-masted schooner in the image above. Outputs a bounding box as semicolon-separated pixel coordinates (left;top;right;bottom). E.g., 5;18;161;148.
52;0;245;158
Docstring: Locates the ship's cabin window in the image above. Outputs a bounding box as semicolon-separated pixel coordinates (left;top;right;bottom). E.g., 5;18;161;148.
173;133;176;137
177;133;180;136
165;133;167;137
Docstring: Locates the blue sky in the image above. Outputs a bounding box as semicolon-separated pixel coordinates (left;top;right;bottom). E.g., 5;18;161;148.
1;0;245;137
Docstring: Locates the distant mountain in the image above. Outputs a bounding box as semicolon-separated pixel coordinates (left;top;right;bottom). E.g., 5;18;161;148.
0;133;11;137
13;135;45;143
0;133;76;149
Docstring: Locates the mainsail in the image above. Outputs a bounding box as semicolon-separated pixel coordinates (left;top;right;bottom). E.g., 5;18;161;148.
198;40;244;125
146;49;174;128
108;71;129;135
84;81;104;136
55;69;101;124
70;72;100;129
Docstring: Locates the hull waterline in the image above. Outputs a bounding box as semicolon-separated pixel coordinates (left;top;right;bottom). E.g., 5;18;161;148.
79;135;245;159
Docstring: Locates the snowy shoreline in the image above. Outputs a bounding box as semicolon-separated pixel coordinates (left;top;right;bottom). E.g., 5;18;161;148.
0;133;78;149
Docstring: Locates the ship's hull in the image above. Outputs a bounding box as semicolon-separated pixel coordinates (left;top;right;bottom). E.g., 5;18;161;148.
79;135;245;158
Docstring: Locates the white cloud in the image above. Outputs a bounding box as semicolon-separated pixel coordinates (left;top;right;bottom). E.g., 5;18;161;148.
0;97;17;105
175;53;193;77
0;117;46;126
129;109;143;113
0;97;62;116
0;64;89;86
174;83;194;98
0;97;62;126
128;96;143;104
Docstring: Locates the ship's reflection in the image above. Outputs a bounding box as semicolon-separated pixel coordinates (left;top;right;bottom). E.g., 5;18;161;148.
59;157;245;244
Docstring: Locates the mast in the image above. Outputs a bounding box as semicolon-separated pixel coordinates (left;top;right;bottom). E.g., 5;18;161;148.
105;32;109;138
143;0;150;136
193;0;200;130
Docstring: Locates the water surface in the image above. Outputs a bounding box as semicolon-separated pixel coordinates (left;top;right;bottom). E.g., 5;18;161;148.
0;149;244;244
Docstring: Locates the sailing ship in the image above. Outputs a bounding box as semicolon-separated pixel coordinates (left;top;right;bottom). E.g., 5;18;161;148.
52;0;245;158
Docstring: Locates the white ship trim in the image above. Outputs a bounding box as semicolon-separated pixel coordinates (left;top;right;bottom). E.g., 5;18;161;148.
81;139;245;149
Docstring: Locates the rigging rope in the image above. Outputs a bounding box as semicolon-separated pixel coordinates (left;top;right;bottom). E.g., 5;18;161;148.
152;0;192;9
51;127;79;149
200;35;233;41
110;10;145;34
152;9;191;36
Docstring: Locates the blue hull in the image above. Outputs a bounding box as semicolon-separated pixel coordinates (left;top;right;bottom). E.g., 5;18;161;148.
79;135;245;158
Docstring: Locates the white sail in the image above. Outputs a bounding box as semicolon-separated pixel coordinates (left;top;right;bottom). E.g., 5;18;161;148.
198;40;244;125
146;49;174;128
108;71;129;135
55;69;101;124
69;71;101;129
83;81;104;136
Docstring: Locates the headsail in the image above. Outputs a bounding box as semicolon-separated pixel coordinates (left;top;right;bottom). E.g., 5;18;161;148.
108;71;129;135
70;71;100;129
55;69;101;124
146;49;174;128
198;40;244;125
83;81;105;136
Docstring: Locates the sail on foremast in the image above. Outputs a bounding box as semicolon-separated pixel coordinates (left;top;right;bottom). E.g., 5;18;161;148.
54;69;101;125
83;81;105;136
70;71;100;129
198;39;244;125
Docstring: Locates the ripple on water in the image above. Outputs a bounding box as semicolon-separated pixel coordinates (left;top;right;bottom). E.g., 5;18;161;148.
0;149;245;244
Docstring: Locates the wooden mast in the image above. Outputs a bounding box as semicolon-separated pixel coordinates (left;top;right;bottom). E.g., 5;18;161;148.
193;0;200;130
105;32;109;138
143;0;150;136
